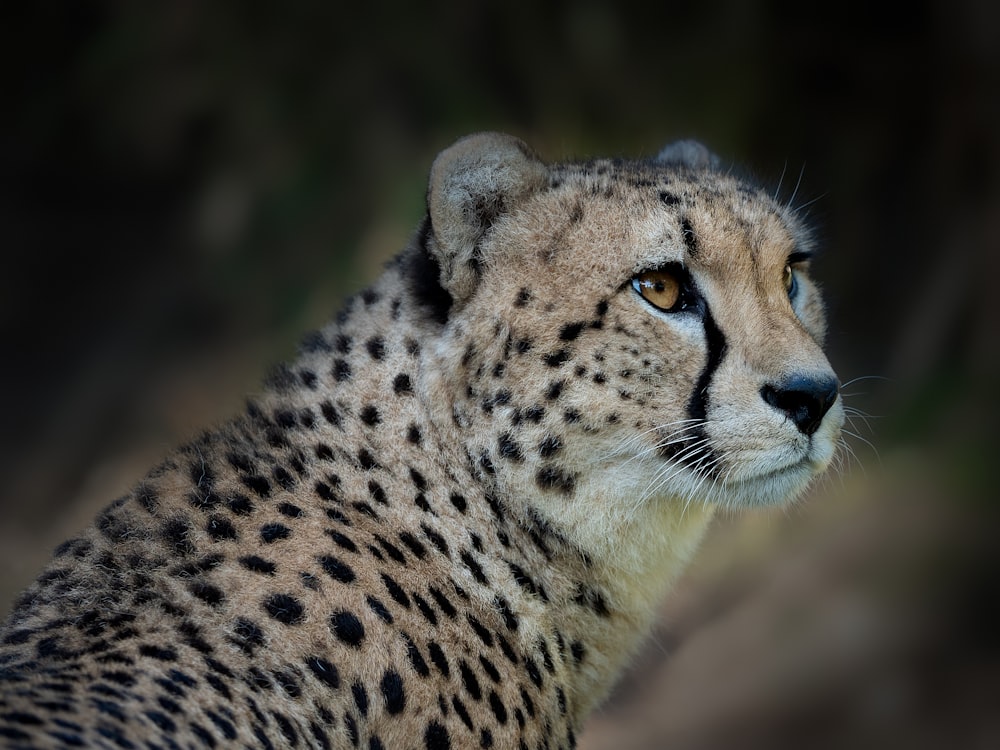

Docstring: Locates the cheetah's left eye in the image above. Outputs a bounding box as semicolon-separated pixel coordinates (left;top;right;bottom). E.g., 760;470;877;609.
632;266;697;313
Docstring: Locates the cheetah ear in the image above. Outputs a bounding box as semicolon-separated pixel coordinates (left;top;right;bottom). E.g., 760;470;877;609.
656;140;721;171
427;132;548;304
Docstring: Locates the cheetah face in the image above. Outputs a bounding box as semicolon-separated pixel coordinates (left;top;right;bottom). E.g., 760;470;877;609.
423;133;843;538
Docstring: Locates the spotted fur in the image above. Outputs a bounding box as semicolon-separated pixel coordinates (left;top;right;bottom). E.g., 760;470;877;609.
0;133;843;749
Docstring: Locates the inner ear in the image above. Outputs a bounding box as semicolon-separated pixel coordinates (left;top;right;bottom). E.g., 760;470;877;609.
426;132;548;304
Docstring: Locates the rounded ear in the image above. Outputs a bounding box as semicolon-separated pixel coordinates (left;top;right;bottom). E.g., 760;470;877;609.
427;132;548;304
656;140;721;171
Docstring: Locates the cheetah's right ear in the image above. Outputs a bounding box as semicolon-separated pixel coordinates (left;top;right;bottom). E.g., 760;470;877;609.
427;132;548;304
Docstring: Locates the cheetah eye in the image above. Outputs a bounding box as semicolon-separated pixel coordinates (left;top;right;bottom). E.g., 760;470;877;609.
632;268;689;312
783;250;811;300
782;264;795;294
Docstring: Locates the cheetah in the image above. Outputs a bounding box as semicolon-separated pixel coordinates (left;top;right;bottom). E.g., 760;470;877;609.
0;133;843;749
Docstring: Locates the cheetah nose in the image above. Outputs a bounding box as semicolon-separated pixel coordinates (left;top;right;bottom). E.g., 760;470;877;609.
760;374;840;437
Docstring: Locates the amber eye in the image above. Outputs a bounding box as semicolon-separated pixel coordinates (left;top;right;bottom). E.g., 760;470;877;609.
633;269;682;311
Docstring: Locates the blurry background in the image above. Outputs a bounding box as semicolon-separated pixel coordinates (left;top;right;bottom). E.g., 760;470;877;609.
1;1;997;747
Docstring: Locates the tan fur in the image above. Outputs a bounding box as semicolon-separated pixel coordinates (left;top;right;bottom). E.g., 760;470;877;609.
0;133;842;749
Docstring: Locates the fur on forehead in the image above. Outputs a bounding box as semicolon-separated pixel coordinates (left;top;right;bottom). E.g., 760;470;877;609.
425;132;803;307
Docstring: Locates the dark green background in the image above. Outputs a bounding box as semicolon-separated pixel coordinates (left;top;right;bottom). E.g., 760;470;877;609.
1;2;997;747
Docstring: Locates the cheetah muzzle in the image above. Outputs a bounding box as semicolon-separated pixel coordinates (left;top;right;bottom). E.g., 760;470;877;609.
0;133;843;749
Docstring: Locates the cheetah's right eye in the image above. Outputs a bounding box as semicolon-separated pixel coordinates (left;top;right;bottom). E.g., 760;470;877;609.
632;269;684;312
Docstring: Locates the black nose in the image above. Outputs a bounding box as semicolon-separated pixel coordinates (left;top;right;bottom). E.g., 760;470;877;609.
760;374;840;436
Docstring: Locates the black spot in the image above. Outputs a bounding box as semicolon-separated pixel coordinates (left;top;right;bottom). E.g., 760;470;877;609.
365;337;385;360
536;466;576;494
497;433;523;462
466;615;494;647
330;611;365;647
361;288;380;306
268;468;293;492
414;525;446;559
563;408;582;423
427;585;457;618
357;449;380;471
514;338;533;354
278;502;302;518
380;669;405;714
495;596;519;631
407;424;423;444
319;555;356;584
161;517;194;556
520;686;535;717
398;532;427;560
449;493;467;513
360;405;381;426
366;596;394;624
351;681;369;716
452;696;473;730
479;452;495;476
574;586;611;617
559;322;586;341
427;640;450;677
332;359;351;382
514;287;531;307
241;474;271;498
326;530;358;552
143;710;176;733
138;644;177;661
479;655;501;683
425;720;451;750
260;523;291;544
314;481;337;502
368;481;388;505
230;618;266;655
263;594;304;625
316;443;334;461
374;534;407;563
205;515;237;542
459;659;482;701
544;349;570;367
460;551;489;586
524;657;543;688
320;401;342;427
524;405;545;423
190;582;224;607
571;640;586;665
381;573;411;608
488;691;508;724
393;373;413;394
402;633;430;677
538;435;562;458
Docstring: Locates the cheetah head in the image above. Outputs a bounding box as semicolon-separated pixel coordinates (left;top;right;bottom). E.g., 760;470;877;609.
419;132;843;553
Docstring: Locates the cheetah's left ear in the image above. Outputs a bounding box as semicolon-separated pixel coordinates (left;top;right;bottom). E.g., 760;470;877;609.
427;132;548;304
656;140;721;171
